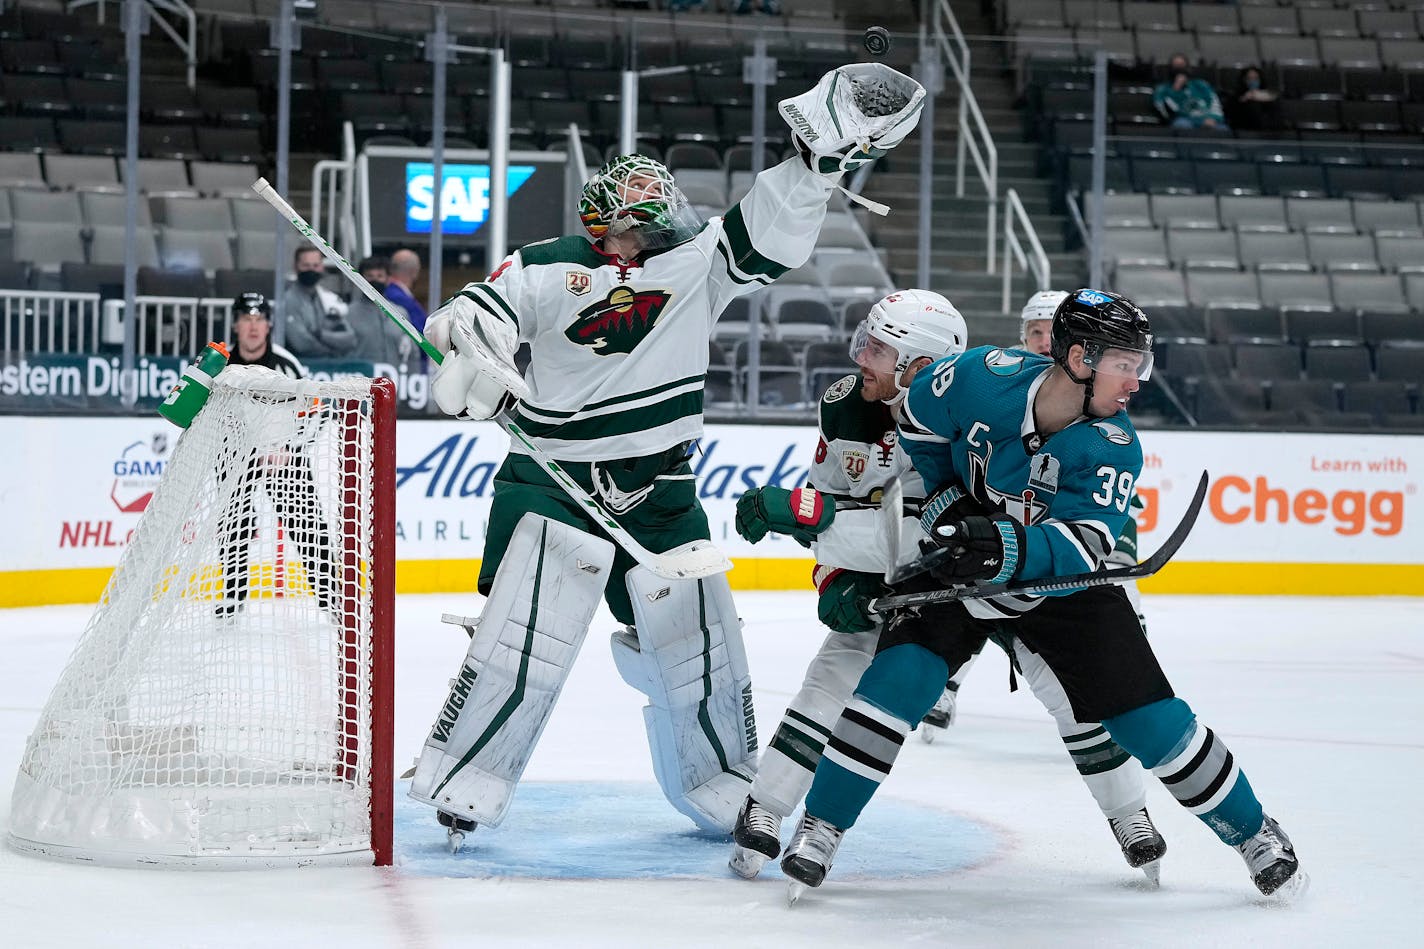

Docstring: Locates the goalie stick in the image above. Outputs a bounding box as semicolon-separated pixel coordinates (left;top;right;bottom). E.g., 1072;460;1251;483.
866;471;1209;611
251;178;731;581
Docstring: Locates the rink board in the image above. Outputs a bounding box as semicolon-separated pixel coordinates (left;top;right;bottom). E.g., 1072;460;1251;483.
1;416;1420;606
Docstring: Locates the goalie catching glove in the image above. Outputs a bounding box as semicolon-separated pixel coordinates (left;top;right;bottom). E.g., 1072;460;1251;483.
779;62;926;177
428;297;530;421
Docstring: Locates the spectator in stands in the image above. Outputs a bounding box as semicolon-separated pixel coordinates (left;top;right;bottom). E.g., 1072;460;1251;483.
733;0;783;13
1229;66;1281;133
385;248;428;334
347;255;418;372
282;243;356;359
1152;54;1227;131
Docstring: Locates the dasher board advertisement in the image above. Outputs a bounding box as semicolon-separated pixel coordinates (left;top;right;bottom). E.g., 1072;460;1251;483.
0;417;1420;605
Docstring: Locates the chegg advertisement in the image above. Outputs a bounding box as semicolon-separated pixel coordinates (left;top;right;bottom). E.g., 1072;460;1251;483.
0;417;1418;606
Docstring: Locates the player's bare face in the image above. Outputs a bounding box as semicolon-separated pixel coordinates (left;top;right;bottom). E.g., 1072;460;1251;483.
1021;319;1052;355
854;335;900;401
235;312;269;355
1086;347;1146;416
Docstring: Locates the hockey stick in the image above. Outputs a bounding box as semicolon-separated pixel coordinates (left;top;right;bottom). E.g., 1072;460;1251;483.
867;470;1209;611
251;179;732;581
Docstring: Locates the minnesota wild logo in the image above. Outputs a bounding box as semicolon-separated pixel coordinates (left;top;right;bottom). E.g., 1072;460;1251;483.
565;287;672;355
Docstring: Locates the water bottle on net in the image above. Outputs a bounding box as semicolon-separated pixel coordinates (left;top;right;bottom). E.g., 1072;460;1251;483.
158;341;230;428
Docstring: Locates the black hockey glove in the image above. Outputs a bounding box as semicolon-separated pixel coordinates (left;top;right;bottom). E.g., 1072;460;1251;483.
919;483;989;537
926;514;1026;585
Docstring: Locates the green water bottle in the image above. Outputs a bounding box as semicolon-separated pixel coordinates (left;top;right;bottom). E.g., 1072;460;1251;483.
158;341;230;428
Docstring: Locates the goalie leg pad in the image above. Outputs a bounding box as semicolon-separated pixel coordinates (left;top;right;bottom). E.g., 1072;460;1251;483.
409;514;614;827
1011;639;1147;820
612;557;756;832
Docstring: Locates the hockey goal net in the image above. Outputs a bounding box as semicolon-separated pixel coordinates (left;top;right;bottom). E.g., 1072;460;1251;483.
9;366;395;868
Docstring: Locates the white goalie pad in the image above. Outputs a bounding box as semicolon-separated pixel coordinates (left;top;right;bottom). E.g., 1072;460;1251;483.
779;63;927;175
612;555;756;832
409;514;613;827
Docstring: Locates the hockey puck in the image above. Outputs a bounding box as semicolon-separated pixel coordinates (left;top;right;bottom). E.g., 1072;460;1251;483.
863;26;892;58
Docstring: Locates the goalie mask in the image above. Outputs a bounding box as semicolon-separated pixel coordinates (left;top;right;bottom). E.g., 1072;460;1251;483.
849;289;968;405
578;155;703;252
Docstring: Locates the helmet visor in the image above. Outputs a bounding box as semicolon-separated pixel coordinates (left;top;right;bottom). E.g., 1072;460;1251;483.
848;320;901;374
1083;343;1154;381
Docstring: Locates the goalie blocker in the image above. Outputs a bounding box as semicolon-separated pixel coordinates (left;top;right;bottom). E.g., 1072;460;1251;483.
409;514;756;833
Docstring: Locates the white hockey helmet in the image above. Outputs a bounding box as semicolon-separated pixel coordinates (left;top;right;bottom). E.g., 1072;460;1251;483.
849;289;968;404
1020;290;1068;343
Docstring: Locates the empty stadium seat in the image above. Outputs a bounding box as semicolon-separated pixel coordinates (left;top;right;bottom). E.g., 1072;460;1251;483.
1304;341;1374;381
1234;341;1303;380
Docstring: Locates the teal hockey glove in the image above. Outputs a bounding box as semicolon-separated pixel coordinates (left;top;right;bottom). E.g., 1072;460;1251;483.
813;566;884;633
735;486;835;545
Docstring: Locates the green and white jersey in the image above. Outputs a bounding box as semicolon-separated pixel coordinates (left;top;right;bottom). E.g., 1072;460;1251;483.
440;157;838;462
807;374;926;575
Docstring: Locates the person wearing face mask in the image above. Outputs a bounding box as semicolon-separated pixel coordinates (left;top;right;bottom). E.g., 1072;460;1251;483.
1152;53;1227;130
345;255;417;372
1230;65;1281;132
281;243;357;359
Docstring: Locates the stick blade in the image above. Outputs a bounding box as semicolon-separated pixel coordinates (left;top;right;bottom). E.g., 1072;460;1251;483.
650;543;733;580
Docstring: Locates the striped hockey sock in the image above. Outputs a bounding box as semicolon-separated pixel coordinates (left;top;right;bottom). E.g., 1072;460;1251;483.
1152;723;1264;847
803;696;912;831
1104;698;1265;847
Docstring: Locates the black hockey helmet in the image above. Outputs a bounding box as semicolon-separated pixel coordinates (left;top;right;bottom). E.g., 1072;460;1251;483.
233;292;270;319
1050;288;1154;382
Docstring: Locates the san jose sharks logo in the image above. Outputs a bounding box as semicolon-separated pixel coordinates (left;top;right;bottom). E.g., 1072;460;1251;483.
966;443;1051;526
565;287;672;355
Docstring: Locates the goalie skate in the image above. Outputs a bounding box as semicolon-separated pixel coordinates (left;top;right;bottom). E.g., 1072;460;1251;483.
437;810;478;854
1108;807;1167;885
1237;815;1309;901
729;797;783;880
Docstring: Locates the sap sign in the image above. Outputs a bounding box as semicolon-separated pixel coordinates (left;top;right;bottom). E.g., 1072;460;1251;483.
364;147;565;250
405;163;536;235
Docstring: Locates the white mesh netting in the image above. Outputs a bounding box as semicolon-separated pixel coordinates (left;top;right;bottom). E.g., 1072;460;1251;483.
9;367;386;868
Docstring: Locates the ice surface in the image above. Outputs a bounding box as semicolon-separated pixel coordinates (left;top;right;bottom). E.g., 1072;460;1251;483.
1;593;1419;948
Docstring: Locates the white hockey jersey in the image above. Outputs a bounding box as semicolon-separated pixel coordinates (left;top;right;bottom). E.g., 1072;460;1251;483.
436;157;838;462
806;373;926;576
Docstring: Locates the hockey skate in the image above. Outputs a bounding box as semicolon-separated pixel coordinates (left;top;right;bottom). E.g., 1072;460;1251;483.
1237;815;1308;900
729;797;783;880
1108;807;1167;885
781;813;845;905
919;686;958;744
436;810;478;854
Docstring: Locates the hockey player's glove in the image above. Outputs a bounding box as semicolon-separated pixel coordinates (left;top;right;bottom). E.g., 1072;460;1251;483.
429;305;529;421
779;62;926;177
919;483;989;536
813;566;884;634
736;486;836;546
926;514;1026;585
